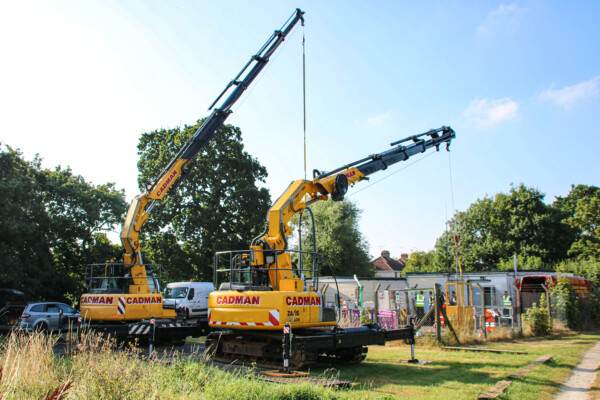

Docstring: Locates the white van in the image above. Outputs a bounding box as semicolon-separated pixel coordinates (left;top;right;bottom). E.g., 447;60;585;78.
163;282;215;319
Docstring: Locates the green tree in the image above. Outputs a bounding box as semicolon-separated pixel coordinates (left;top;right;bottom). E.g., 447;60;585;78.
556;258;600;288
523;294;552;336
403;250;435;273
550;274;580;329
432;184;571;271
136;121;271;281
0;147;53;299
555;184;600;260
432;230;456;273
0;145;126;302
497;254;544;271
291;200;374;277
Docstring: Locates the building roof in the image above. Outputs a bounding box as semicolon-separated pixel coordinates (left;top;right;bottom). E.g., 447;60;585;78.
404;270;556;277
371;250;406;272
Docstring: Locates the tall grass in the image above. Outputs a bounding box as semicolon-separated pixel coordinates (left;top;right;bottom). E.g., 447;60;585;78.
0;330;354;400
0;331;67;399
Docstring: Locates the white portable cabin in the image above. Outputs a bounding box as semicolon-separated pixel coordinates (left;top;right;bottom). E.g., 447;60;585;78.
308;277;408;310
404;270;568;309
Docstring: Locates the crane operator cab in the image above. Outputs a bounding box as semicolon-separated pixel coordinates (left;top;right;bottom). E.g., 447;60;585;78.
211;248;337;329
216;252;275;292
81;263;173;321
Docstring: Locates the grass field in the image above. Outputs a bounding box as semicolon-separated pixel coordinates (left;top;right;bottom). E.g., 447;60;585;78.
1;330;598;399
321;332;600;399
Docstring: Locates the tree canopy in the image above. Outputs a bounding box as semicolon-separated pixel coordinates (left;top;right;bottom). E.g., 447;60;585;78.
0;145;126;302
290;200;374;277
555;184;600;260
136;121;271;281
406;183;600;273
436;184;573;271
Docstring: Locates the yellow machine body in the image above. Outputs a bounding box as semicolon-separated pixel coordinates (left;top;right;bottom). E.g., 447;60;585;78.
81;159;189;321
208;170;365;330
80;293;176;321
208;285;334;330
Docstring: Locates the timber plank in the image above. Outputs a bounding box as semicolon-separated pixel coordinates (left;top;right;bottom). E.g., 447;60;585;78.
478;380;512;399
478;354;553;399
442;346;527;354
508;354;553;379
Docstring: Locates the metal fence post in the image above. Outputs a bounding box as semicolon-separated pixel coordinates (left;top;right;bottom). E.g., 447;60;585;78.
511;283;522;334
475;283;486;339
374;283;381;324
541;284;552;318
434;284;441;342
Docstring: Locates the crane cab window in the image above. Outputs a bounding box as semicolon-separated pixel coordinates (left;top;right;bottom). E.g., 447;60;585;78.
147;276;159;293
91;277;122;293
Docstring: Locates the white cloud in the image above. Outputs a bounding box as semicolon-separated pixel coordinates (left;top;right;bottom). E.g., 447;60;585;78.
539;77;600;110
366;112;394;127
463;97;519;128
477;3;526;36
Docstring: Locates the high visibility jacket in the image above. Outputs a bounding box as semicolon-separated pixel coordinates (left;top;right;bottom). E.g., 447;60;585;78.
503;295;512;307
485;309;498;332
416;294;425;307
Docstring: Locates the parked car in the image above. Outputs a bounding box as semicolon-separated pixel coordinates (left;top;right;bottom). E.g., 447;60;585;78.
19;302;80;332
0;289;27;332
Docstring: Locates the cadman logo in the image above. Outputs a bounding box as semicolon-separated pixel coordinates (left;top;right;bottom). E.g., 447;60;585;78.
286;296;321;307
81;296;114;305
126;296;161;305
216;295;261;305
156;170;178;197
344;170;356;179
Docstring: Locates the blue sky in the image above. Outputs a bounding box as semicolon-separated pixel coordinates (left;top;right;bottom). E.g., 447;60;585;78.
1;1;599;258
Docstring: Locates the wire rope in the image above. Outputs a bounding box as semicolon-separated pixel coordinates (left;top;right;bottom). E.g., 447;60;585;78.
345;151;436;198
302;24;307;180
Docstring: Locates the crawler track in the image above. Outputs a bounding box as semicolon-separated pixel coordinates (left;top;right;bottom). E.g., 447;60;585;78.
205;325;408;369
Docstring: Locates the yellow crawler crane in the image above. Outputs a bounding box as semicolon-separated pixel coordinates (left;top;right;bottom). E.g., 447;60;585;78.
79;10;306;338
207;126;456;368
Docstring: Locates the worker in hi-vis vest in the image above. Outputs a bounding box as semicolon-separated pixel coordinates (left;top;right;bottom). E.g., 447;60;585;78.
503;290;513;317
503;291;512;308
416;291;425;319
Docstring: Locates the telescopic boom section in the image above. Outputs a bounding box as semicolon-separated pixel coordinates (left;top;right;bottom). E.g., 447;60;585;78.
251;126;456;289
120;9;305;294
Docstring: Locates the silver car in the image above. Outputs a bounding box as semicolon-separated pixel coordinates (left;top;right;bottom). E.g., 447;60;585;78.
20;302;80;332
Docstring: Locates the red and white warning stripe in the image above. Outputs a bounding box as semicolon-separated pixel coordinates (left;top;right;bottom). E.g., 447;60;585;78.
209;309;280;327
117;297;126;315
